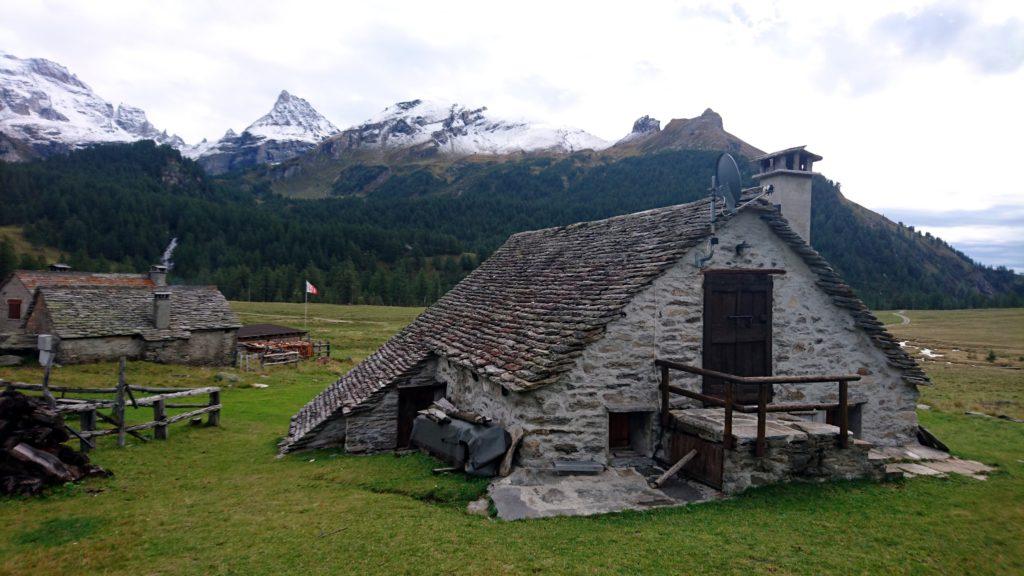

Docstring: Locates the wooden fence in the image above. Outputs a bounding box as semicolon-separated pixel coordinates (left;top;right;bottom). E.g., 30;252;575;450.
1;357;221;451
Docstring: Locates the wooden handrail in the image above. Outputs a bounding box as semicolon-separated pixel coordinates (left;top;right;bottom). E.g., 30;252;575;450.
658;360;853;456
654;359;860;385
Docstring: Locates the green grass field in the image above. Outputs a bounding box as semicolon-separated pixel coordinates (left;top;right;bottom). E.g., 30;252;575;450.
1;304;1022;575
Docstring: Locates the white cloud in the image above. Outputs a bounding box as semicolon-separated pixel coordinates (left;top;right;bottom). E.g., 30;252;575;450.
1;0;1022;230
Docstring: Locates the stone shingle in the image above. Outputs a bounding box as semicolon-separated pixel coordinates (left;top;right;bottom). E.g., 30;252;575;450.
26;285;240;340
281;194;929;453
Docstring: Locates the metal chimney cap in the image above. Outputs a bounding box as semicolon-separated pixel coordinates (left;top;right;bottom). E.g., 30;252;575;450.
154;291;172;299
151;264;168;272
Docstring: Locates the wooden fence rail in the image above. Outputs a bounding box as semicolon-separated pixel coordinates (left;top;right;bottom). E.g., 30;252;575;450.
1;357;221;452
655;359;859;457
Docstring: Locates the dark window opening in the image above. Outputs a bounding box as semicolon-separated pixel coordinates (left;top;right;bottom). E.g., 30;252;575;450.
7;299;22;320
826;404;864;437
608;411;652;455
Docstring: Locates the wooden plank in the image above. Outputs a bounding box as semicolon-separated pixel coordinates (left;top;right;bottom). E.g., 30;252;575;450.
1;381;118;394
653;360;860;385
132;387;221;406
660;364;670;428
670;431;723;489
207;390;220;427
116;357;127;448
153;399;167;440
756;384;768;457
499;426;524;477
653;449;697;488
700;268;786;275
78;409;97;452
838;380;849;449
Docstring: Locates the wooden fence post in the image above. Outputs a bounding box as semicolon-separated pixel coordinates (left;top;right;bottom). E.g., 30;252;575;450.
79;409;97;453
41;356;56;409
115;357;127;447
838;380;849;449
208;389;220;427
756;384;768;457
724;380;734;450
153;399;168;440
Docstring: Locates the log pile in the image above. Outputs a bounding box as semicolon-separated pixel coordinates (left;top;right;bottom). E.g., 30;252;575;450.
1;387;109;495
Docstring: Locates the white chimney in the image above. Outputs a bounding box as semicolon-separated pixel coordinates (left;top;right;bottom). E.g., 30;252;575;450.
149;264;168;287
751;146;822;245
153;292;171;329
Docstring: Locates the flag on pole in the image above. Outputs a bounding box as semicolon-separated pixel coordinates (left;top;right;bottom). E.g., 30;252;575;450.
305;281;319;296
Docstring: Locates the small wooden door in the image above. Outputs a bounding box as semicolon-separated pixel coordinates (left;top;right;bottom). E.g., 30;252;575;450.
608;413;631;449
702;272;773;404
397;386;439;448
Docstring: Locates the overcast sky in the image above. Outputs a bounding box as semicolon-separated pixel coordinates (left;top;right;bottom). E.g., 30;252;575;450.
2;0;1022;269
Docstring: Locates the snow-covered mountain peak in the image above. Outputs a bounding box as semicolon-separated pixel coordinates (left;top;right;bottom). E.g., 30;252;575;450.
243;90;339;143
347;98;610;155
0;52;183;153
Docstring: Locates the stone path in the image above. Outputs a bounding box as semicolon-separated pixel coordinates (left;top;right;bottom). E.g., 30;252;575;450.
869;445;995;480
488;467;719;520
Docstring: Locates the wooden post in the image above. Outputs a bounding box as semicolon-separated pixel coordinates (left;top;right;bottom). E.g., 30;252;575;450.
153;399;168;440
724;379;734;450
41;356;56;409
115;357;127;447
79;409;97;453
660;364;670;428
756;383;768;457
208;389;220;427
838;379;849;449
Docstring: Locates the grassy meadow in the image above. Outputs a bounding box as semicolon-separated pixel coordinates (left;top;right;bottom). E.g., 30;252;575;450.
0;304;1021;575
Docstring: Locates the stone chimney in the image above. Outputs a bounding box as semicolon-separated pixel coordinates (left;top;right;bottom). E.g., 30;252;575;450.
153;292;171;330
149;264;168;287
751;146;822;245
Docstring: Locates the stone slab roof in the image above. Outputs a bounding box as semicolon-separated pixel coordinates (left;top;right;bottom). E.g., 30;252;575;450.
282;193;929;453
9;270;154;291
26;285;240;340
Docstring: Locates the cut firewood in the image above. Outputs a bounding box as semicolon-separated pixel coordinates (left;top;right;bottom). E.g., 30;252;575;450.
8;443;74;482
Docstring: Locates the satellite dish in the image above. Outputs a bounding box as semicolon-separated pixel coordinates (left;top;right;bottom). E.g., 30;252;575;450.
715;153;742;211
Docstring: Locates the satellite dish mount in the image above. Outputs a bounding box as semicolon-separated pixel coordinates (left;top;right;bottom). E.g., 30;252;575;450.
710;153;742;214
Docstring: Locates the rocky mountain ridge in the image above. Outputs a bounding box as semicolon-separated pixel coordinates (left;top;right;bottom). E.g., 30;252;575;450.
0;52;184;155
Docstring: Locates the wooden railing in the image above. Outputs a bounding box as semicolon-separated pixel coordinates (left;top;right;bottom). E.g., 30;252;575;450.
655;359;859;457
1;358;221;451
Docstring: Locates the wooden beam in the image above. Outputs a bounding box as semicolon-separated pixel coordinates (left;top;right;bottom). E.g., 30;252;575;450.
653;449;697;488
756;385;768;458
700;268;786;275
838;380;849;449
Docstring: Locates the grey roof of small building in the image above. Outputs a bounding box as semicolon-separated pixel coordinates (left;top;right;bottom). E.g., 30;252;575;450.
27;285;240;341
238;323;308;340
281;194;929;453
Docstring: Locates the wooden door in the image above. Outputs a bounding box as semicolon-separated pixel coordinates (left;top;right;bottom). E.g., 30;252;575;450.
397;386;439;448
608;412;631;449
702;272;773;404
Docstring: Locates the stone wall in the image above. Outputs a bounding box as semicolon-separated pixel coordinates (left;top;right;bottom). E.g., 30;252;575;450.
344;389;398;453
437;210;918;468
144;329;236;365
59;336;144;364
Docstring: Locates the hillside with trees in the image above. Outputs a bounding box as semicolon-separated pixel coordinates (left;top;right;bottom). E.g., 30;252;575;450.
0;141;1019;309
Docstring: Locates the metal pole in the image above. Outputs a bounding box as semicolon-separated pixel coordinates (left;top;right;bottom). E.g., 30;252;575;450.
304;288;308;332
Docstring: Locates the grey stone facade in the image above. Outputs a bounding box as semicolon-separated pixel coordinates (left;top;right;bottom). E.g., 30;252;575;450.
436;211;918;467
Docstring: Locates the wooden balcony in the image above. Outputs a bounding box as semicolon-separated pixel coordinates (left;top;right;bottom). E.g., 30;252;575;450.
655;359;860;457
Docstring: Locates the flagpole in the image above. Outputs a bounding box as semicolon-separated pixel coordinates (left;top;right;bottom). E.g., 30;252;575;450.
304;286;308;332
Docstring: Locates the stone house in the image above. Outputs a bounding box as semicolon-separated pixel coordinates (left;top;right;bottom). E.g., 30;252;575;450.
1;265;166;334
21;284;240;365
281;147;929;490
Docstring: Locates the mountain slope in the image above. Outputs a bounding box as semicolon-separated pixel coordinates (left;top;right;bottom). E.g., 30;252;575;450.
0;52;183;155
2;142;1019;309
609;108;763;158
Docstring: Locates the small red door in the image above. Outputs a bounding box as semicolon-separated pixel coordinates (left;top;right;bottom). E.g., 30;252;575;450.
608;413;631;449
